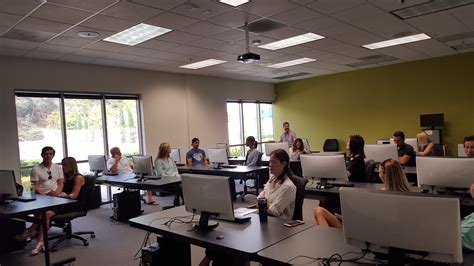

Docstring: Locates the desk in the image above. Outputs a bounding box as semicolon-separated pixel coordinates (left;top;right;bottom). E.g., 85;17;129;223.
129;206;312;265
258;226;360;265
0;195;75;266
97;174;182;206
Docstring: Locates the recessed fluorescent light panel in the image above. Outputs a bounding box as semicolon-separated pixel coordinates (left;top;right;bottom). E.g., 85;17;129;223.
258;33;325;50
362;33;431;50
179;59;227;69
218;0;250;7
103;23;172;46
268;58;317;68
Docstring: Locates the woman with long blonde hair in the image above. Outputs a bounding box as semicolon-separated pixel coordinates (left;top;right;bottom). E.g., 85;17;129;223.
155;142;180;177
416;132;434;156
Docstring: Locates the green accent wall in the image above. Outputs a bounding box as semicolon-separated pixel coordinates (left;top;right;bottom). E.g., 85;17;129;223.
274;52;474;155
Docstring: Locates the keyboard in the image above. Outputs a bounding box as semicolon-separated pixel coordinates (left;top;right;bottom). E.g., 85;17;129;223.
221;165;237;169
103;172;118;176
145;176;161;180
329;180;354;187
175;163;185;167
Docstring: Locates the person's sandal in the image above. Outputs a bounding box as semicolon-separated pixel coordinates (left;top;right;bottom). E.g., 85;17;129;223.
31;241;44;256
146;201;159;205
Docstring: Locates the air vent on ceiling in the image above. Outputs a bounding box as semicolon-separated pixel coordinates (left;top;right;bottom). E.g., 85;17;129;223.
273;72;311;80
346;55;397;67
391;0;474;20
436;31;474;42
238;18;286;34
2;28;55;43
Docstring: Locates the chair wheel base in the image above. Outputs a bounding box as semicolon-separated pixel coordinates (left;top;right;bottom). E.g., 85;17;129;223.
84;241;89;246
91;234;95;239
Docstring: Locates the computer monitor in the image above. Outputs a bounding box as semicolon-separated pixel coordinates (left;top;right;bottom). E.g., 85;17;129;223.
404;138;418;155
364;144;398;163
458;144;467;157
181;174;234;231
0;170;19;204
300;154;347;188
416;156;474;190
88;155;107;175
301;138;311;151
207;148;229;168
420;113;444;128
264;142;289;156
132;155;154;179
216;143;229;156
170;148;181;164
341;188;462;264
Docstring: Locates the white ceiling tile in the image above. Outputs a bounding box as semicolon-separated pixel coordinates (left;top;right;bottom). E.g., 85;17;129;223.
91;57;128;67
48;35;97;48
377;45;428;61
332;3;387;22
213;43;246;54
406;11;470;38
35;43;78;54
181;21;229;37
210;29;247;43
155;31;202;44
101;1;164;22
269;7;322;26
137;39;179;51
145;12;199;30
0;47;27;56
0;36;40;50
47;0;118;13
83;41;125;52
306;0;365;15
15;17;72;34
171;0;233;20
0;0;43;16
24;50;63;60
167;45;206;55
149;51;195;62
80;15;137;32
116;46;158;56
277;45;314;55
130;0;188;11
238;0;298;17
71;48;111;58
132;56;166;65
105;52;140;62
186;38;229;49
294;15;342;33
31;4;93;25
406;39;455;57
261;26;307;39
0;12;23;28
60;54;96;63
330;28;380;46
450;4;474;31
206;10;260;29
62;25;114;39
193;49;228;58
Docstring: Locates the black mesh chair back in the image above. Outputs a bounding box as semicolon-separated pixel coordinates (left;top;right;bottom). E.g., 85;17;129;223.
290;175;308;221
323;139;339;152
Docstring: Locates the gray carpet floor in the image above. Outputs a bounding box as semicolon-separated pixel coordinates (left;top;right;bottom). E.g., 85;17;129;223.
0;183;319;266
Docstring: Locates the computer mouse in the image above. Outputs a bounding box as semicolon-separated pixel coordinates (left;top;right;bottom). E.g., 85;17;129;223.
216;235;225;240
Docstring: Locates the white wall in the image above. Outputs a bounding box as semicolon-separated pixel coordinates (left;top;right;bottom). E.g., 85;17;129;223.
0;56;274;180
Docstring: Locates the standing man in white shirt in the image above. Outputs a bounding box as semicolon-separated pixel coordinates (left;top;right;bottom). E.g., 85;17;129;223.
107;147;157;205
279;121;297;147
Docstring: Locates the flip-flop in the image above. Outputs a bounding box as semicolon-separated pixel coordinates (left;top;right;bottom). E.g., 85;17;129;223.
146;201;159;205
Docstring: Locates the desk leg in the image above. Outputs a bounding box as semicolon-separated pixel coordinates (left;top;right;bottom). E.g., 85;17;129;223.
173;184;181;206
41;210;50;266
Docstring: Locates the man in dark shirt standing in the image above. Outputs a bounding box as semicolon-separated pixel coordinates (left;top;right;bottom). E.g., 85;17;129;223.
393;131;416;166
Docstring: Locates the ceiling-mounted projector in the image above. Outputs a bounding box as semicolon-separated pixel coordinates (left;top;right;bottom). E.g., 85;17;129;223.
238;52;260;63
238;22;260;63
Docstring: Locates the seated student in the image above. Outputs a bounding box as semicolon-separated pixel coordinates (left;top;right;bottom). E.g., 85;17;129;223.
314;159;411;228
393;131;416;166
346;135;366;182
245;136;260;166
464;135;474;157
290;138;309;159
186;138;207;165
107;147;156;205
461;184;474;250
154;142;180;177
416;132;434;156
31;157;85;255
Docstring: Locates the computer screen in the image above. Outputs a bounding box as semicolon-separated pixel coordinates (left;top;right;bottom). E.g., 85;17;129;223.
404;138;418;155
0;170;19;198
300;154;347;187
420;113;444;128
88;155;107;174
207;148;229;165
364;144;398;163
132;155;154;178
264;142;289;156
170;148;181;164
457;144;467;157
301;138;311;151
416;156;474;189
216;143;229;156
181;174;234;231
341;188;462;264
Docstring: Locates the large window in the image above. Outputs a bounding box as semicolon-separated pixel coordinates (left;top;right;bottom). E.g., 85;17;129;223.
15;92;142;190
226;101;274;157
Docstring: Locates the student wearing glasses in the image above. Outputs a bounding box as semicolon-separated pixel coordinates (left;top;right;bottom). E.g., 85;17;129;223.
186;137;208;165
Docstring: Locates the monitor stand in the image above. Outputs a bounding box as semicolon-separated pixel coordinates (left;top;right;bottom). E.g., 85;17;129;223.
211;163;223;169
193;211;219;232
0;194;9;205
316;178;333;189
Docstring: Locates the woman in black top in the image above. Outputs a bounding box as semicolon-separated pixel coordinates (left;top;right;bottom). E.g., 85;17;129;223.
346;135;366;182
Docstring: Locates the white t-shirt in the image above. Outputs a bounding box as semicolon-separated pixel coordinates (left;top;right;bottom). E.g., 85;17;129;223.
258;175;296;220
107;157;133;175
30;163;64;194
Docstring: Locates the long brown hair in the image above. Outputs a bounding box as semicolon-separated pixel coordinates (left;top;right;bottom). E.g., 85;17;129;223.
380;159;411;192
157;143;171;160
270;149;293;184
292;138;304;152
61;157;79;179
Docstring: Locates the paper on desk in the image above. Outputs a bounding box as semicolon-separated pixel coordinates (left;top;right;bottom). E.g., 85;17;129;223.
234;207;258;219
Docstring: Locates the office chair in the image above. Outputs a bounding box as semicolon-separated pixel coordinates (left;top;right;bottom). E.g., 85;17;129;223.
48;175;96;251
290;175;308;220
236;152;263;201
431;144;445;156
364;159;377;182
323;139;339;152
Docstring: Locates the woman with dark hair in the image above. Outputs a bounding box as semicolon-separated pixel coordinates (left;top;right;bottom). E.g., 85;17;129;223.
346;135;366;182
291;138;308;159
245;136;259;166
257;149;296;220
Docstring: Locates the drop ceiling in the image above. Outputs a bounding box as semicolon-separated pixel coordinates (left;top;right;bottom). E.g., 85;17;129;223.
0;0;473;83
